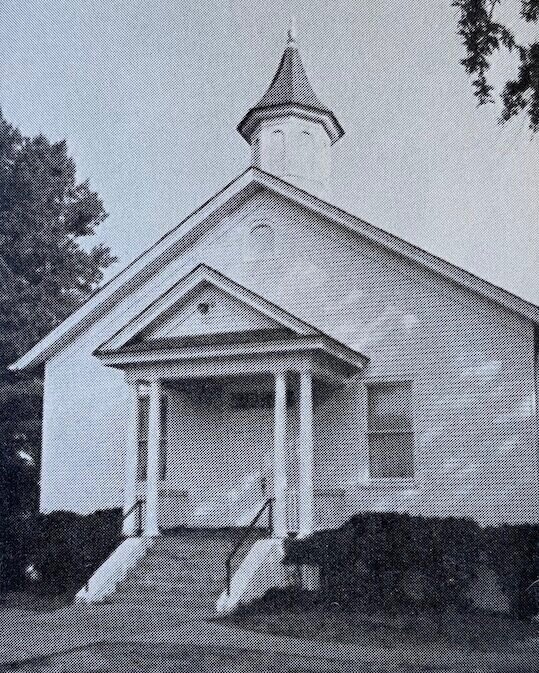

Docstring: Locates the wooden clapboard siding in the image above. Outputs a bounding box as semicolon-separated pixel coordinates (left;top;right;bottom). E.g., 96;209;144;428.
40;189;539;525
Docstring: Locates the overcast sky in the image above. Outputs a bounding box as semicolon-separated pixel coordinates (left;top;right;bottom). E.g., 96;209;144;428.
1;0;537;301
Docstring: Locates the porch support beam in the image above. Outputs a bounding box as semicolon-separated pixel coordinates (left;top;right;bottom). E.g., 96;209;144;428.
298;371;314;538
144;378;162;537
122;381;139;536
273;371;288;537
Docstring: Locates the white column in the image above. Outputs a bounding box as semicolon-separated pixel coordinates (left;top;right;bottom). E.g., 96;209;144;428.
273;372;288;537
144;379;162;537
298;371;314;538
122;381;139;536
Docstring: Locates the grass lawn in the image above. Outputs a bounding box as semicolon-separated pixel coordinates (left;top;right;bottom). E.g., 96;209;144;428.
0;591;72;613
221;590;539;654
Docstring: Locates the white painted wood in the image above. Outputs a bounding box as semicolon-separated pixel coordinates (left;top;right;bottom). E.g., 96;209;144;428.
145;283;279;339
144;379;162;536
98;264;319;353
298;371;314;537
273;372;288;537
10;168;539;374
32;186;539;527
98;335;366;371
249;115;333;199
122;381;139;536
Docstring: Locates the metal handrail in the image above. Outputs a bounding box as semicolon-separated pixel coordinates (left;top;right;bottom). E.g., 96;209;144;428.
225;498;274;596
122;498;145;537
84;498;146;592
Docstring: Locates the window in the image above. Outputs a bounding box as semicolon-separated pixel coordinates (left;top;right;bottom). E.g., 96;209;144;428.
137;394;168;481
298;130;315;175
267;129;285;174
245;222;275;261
367;381;414;479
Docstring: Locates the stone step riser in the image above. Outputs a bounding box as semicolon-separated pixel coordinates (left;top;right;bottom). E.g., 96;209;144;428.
108;534;246;614
130;560;221;569
125;570;223;581
109;597;219;606
121;581;223;592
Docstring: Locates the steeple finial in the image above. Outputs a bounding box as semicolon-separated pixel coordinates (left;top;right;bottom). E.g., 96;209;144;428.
287;16;297;46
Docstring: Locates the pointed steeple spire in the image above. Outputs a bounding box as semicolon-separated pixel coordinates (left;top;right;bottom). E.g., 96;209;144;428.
288;15;297;46
237;23;343;144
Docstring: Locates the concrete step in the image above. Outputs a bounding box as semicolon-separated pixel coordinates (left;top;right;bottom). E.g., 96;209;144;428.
107;593;217;609
116;580;224;595
140;556;223;567
127;559;224;575
106;531;246;611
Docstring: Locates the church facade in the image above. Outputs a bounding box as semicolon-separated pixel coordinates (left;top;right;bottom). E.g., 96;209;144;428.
11;28;539;546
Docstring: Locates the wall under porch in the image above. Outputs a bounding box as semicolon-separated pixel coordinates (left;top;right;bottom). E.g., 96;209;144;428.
132;373;338;532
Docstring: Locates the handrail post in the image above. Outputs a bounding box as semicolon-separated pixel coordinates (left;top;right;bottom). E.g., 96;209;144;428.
268;498;273;536
137;500;142;537
121;499;145;538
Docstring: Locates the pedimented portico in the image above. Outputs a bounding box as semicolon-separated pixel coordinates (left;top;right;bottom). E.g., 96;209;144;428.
94;264;367;538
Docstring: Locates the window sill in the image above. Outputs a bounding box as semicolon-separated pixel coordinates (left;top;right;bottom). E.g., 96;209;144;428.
353;479;420;491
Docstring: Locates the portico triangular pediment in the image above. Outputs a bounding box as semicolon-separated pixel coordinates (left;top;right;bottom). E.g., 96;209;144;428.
142;282;281;341
96;264;319;354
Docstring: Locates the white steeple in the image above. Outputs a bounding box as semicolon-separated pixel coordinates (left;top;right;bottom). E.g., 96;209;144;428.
237;22;344;198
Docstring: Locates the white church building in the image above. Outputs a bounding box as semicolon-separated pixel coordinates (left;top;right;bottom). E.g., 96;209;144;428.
11;26;539;607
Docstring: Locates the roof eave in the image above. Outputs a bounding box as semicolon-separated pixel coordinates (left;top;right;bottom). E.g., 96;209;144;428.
237;104;344;144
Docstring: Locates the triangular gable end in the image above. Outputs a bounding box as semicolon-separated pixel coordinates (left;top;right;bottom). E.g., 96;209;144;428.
96;264;319;354
11;167;539;371
142;282;281;342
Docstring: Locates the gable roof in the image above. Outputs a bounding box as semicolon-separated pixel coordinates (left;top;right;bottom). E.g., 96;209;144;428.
95;264;368;372
97;264;319;353
10;167;539;371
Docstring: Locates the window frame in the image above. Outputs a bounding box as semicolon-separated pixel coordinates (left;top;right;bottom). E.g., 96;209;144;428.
243;218;277;262
363;377;417;485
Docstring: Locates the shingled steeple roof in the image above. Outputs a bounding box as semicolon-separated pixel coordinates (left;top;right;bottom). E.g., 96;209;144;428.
238;21;344;144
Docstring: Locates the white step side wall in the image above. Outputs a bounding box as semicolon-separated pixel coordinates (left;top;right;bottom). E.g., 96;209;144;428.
75;537;154;603
216;538;288;614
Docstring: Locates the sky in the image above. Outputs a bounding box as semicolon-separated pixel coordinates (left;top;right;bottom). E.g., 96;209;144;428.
1;0;538;302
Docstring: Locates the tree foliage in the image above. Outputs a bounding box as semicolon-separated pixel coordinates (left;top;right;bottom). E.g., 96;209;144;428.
0;110;115;516
453;0;539;131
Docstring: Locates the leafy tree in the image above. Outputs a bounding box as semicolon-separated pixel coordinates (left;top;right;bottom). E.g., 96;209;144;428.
453;0;539;131
0;110;115;517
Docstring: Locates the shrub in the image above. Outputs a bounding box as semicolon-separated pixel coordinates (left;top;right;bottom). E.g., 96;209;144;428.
285;512;485;614
0;514;31;592
484;524;539;619
0;509;122;596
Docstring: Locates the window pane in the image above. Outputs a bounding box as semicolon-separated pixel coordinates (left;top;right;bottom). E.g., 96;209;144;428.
368;383;412;432
368;433;414;478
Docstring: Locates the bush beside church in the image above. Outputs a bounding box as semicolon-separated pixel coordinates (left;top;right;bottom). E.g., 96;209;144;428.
0;508;537;620
0;509;121;596
284;512;539;619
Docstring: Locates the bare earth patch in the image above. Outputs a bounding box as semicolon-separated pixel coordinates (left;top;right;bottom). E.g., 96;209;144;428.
0;642;368;673
0;593;72;614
